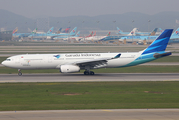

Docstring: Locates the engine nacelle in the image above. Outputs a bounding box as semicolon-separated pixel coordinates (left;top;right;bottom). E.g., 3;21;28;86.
60;65;80;73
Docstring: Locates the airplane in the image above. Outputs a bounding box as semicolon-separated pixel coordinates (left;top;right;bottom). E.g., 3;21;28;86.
93;31;96;36
28;27;77;40
58;31;83;41
104;28;158;42
56;28;62;34
84;32;111;41
1;29;173;76
62;27;71;33
117;27;139;36
28;27;54;39
168;28;179;43
79;31;94;41
119;28;179;44
134;28;158;36
12;27;37;38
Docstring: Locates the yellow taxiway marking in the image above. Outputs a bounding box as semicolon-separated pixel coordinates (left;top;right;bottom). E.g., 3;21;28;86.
78;79;101;82
102;110;113;112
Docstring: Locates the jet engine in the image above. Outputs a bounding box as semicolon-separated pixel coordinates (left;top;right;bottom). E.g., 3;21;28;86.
60;65;80;73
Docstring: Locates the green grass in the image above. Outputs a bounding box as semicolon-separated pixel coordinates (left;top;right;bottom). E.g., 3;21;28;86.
0;57;6;63
0;81;179;111
0;66;179;74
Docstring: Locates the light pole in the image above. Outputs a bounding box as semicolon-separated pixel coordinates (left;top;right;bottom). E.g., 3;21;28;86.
113;21;116;40
25;22;27;32
96;21;100;41
82;21;85;41
96;21;100;30
34;22;36;29
5;22;7;30
57;21;59;32
148;20;151;45
132;20;134;43
68;21;71;41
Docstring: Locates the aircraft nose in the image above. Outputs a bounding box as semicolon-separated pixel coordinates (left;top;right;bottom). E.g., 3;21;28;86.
1;61;6;66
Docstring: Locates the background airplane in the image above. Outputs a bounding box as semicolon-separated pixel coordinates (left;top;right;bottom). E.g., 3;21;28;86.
84;32;111;41
119;28;179;44
28;27;77;40
61;27;71;33
12;27;38;38
117;27;139;36
79;31;94;41
28;27;54;39
56;31;83;41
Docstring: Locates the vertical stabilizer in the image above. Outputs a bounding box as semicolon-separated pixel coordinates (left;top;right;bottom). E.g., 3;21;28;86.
142;29;173;55
69;27;77;35
47;27;54;34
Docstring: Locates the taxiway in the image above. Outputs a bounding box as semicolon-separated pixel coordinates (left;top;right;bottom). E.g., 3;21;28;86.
0;73;179;83
0;109;179;120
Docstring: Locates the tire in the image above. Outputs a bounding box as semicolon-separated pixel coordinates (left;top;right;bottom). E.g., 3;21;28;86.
90;71;94;75
84;71;89;75
18;72;22;76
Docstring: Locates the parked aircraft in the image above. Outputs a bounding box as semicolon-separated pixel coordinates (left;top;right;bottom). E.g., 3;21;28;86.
58;31;83;41
119;28;179;44
2;29;173;76
134;28;158;36
28;27;77;40
84;32;111;41
62;27;71;33
117;27;139;36
79;31;94;41
28;27;54;39
12;27;37;38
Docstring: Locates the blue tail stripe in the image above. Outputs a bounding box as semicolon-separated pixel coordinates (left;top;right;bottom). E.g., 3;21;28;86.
142;29;173;55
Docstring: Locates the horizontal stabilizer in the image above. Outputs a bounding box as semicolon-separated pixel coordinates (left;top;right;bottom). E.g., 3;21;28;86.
153;52;172;58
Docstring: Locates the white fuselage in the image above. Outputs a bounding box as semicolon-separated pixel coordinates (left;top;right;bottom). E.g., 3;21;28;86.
2;52;142;70
84;36;106;41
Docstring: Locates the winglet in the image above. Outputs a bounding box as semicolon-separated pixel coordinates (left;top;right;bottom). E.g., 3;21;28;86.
114;53;121;59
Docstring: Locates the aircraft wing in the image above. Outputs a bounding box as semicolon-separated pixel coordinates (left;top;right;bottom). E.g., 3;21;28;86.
68;54;121;69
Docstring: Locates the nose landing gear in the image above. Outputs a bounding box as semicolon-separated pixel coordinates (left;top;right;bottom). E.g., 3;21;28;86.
18;69;22;76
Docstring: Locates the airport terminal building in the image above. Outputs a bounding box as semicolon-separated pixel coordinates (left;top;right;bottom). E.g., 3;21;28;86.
0;31;12;41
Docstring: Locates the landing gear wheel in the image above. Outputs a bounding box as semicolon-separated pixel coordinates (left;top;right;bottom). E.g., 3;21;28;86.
18;72;22;76
84;71;95;75
84;71;89;75
90;71;94;75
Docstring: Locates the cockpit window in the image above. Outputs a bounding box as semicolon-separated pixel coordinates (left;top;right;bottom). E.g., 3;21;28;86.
6;59;11;61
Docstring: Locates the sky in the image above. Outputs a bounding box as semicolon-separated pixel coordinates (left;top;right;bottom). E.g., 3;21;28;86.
1;0;179;18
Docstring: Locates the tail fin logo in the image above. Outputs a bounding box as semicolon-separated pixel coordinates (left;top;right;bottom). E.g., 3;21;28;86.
13;27;18;34
176;31;179;35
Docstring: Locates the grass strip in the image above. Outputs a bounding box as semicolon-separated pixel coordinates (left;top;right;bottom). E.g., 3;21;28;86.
0;81;179;111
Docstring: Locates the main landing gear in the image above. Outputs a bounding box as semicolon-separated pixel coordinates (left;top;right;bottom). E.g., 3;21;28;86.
18;69;22;76
84;71;94;75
